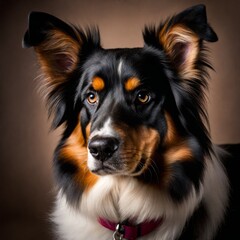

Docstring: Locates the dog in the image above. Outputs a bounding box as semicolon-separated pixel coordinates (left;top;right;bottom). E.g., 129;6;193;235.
23;4;239;240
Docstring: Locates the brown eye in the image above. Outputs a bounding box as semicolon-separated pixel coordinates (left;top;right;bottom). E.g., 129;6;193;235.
87;92;98;105
137;91;151;104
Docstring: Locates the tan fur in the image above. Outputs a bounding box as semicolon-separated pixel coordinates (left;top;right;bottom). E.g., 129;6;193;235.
124;77;141;91
92;77;105;91
159;24;200;80
59;122;98;191
114;124;160;176
35;29;81;94
163;112;193;160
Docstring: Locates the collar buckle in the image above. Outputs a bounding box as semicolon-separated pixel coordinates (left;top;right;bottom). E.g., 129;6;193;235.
113;223;124;240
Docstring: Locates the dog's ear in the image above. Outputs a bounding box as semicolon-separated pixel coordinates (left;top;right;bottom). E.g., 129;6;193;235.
23;12;84;80
23;12;100;128
144;5;217;154
144;4;217;79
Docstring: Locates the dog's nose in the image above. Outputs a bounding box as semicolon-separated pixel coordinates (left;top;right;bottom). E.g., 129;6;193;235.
88;137;119;161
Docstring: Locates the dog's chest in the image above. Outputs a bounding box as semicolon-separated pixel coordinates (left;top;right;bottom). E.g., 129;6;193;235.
80;176;167;223
53;177;174;240
53;176;201;240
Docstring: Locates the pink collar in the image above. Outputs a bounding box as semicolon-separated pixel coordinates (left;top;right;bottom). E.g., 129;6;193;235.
98;217;163;240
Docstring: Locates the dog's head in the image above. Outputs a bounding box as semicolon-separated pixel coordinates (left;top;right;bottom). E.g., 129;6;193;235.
23;5;217;203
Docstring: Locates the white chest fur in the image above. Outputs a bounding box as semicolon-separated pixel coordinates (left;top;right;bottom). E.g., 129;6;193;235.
52;151;229;240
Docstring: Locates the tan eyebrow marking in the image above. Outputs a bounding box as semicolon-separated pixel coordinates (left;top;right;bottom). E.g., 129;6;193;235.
124;77;141;91
92;76;105;91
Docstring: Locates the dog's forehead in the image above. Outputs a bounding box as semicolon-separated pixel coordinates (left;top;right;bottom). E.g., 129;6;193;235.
82;47;166;88
84;48;140;77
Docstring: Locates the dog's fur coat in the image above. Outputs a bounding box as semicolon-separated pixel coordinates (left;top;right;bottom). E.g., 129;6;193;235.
23;4;239;240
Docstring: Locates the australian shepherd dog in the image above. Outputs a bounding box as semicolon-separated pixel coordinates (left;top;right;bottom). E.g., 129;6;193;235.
23;4;239;240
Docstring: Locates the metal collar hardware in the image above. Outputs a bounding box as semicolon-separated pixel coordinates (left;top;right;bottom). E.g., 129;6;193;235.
113;223;125;240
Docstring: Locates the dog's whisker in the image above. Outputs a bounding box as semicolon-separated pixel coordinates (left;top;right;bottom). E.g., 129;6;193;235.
149;160;160;183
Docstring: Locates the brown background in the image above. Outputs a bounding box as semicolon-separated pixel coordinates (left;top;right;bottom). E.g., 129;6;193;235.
0;0;239;239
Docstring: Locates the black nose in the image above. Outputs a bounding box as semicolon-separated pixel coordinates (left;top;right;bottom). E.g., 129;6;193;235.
88;137;119;161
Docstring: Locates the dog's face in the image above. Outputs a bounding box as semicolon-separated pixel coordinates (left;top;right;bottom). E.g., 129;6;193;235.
78;48;168;177
23;5;217;202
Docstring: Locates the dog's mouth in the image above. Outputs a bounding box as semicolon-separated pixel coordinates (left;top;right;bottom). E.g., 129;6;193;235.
91;167;113;175
88;151;151;177
90;161;121;176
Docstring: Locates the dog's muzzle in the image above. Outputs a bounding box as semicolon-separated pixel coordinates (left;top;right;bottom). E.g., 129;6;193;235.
88;136;119;162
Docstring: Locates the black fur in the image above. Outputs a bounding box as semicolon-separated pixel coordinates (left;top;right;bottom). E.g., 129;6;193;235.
23;4;239;239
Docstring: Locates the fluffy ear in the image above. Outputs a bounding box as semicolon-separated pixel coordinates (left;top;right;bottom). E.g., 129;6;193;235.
144;4;218;79
144;5;217;156
23;12;83;82
23;12;100;127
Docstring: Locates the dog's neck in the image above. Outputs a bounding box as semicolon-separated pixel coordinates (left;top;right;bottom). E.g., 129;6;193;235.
98;217;163;240
79;175;202;239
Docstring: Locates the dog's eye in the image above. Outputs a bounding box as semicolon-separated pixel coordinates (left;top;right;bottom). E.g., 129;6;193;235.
136;91;151;104
87;91;98;105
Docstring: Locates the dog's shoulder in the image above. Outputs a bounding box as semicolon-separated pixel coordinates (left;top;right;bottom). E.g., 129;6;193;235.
178;144;239;240
214;144;240;239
